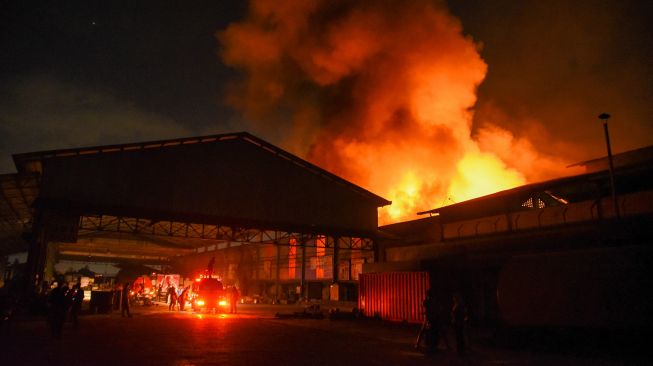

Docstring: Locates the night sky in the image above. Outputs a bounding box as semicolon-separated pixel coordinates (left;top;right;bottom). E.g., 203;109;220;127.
1;0;652;174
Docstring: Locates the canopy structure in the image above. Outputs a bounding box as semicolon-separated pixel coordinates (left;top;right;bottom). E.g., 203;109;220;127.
0;173;39;255
6;132;390;298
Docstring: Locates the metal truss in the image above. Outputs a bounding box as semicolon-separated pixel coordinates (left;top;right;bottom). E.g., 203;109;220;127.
78;214;374;251
336;236;374;251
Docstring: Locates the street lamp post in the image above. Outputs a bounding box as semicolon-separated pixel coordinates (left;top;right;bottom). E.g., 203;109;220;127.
598;113;619;219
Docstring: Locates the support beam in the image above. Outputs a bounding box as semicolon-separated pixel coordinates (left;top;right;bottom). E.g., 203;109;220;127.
332;236;339;284
44;241;57;283
25;211;47;291
254;246;260;283
275;242;280;303
78;214;375;250
373;238;379;263
300;237;306;300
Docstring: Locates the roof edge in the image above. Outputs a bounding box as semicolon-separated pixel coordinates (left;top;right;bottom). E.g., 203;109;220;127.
12;131;391;206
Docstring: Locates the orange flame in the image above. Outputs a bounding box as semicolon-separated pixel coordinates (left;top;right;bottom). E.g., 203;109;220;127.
220;0;578;225
448;151;526;203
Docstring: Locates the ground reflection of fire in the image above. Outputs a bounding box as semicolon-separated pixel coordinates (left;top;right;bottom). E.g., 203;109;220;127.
220;0;577;224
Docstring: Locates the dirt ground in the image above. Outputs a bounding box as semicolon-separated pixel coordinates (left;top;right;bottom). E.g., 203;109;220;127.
0;302;645;365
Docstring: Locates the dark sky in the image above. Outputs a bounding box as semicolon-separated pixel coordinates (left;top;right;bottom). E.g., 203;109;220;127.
1;0;651;173
448;0;653;160
1;1;247;172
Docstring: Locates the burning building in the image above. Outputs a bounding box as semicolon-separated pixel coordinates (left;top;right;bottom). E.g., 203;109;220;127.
214;2;653;328
1;133;651;331
362;146;653;329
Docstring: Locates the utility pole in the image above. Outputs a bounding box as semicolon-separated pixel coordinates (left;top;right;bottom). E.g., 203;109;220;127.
599;113;620;218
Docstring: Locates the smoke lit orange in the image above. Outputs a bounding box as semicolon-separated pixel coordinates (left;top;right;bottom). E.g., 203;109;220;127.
220;0;577;225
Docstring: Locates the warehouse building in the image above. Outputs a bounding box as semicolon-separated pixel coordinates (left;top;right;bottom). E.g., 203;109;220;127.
0;132;390;302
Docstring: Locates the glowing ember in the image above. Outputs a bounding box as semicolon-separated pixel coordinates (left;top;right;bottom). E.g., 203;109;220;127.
220;0;578;224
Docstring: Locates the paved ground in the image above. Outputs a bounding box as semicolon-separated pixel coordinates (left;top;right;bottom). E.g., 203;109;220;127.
0;303;645;365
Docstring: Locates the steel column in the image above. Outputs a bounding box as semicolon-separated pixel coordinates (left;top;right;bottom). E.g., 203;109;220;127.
300;237;306;299
254;246;260;281
275;242;281;303
332;236;339;283
25;211;48;291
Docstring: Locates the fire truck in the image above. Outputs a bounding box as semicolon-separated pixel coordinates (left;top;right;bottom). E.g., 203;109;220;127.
191;277;229;313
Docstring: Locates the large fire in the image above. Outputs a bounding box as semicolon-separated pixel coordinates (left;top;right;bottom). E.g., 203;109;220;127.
219;0;578;224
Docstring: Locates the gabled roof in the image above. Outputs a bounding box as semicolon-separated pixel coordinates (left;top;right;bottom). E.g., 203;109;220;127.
8;131;388;244
13;132;390;206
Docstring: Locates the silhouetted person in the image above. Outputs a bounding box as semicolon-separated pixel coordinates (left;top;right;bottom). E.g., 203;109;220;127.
415;290;429;350
166;285;174;309
48;282;70;337
230;286;240;314
416;289;441;352
179;286;189;311
168;286;177;311
70;284;84;328
121;282;132;317
451;293;468;355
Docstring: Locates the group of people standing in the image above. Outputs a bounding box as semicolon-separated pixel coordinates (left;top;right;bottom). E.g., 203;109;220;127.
166;285;190;311
417;290;469;356
47;282;84;337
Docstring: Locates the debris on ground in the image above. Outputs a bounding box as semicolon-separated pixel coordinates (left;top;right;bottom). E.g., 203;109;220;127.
275;304;324;319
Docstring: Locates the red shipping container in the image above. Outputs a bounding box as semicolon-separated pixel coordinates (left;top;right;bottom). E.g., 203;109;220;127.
358;272;429;323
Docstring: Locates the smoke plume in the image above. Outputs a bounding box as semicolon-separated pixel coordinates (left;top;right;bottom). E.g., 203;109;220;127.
219;0;580;224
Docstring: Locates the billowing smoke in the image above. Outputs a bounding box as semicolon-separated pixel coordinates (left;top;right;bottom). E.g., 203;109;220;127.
219;0;579;224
